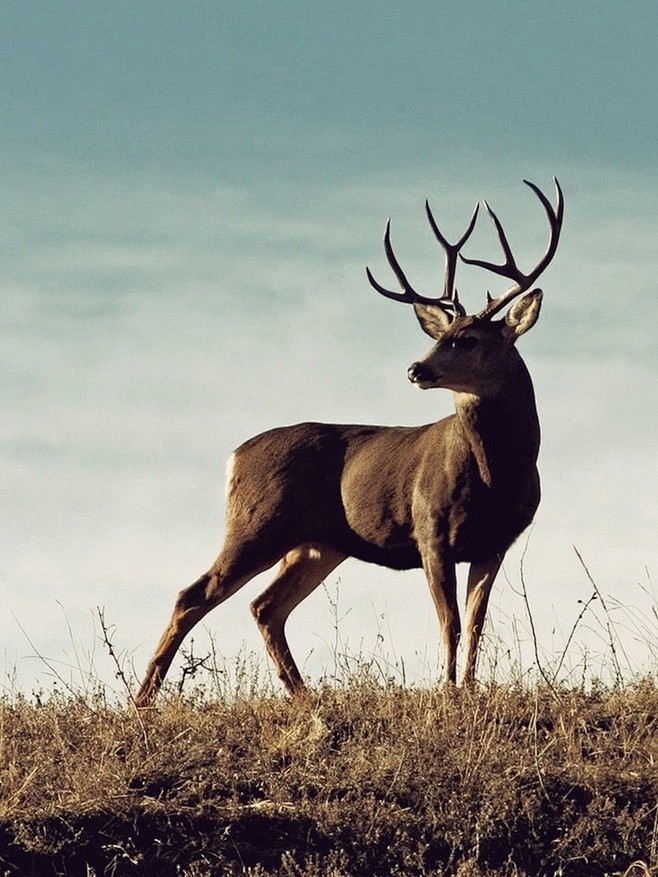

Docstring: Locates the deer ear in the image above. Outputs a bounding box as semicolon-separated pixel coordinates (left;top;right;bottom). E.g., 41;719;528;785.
501;289;543;341
413;303;454;339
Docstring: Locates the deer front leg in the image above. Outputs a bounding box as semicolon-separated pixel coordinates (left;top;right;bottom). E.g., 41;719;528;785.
462;556;502;686
420;543;460;684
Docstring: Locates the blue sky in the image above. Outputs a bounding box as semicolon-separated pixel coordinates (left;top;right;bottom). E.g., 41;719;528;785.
1;2;657;694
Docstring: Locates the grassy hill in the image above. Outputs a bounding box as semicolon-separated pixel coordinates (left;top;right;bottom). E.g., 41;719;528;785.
1;664;657;876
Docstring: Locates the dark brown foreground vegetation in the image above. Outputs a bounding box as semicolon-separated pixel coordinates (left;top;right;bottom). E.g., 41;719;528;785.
1;667;657;877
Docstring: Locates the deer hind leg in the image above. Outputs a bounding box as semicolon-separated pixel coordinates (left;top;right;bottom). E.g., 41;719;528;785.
462;556;502;686
136;545;285;707
251;543;346;695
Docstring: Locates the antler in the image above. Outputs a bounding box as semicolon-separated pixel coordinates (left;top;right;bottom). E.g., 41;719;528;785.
461;178;564;320
366;202;480;316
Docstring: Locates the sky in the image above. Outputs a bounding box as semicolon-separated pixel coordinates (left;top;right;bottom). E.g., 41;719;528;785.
1;1;657;697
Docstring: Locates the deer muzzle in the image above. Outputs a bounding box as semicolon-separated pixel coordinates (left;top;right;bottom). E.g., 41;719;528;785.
407;361;433;385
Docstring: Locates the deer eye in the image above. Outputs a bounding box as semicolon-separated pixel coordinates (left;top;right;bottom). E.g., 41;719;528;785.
451;336;478;351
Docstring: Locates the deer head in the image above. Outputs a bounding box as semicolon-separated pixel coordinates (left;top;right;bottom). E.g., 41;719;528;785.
366;179;564;395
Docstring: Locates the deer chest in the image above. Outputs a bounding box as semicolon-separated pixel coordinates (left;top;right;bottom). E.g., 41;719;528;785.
449;474;540;563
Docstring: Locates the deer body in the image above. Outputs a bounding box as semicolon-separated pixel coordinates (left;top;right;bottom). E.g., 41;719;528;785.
248;376;539;570
136;179;562;705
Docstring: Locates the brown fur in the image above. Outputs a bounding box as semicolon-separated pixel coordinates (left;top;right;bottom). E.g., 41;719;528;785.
136;181;562;704
136;313;542;703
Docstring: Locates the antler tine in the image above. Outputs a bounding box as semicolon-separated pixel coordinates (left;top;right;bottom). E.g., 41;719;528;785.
425;201;479;309
461;178;564;320
366;219;450;306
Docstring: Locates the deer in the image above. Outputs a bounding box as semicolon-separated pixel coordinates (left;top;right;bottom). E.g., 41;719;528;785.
136;178;564;706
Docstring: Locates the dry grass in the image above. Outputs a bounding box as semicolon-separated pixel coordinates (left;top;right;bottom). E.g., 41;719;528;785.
3;562;657;876
2;665;658;876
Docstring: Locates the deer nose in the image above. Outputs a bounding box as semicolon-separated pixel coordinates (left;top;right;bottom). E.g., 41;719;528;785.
407;362;431;384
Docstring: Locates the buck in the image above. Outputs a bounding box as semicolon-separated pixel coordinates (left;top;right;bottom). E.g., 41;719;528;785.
136;178;564;706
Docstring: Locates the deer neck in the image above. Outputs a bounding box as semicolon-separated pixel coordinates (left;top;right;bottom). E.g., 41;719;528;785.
453;354;540;488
